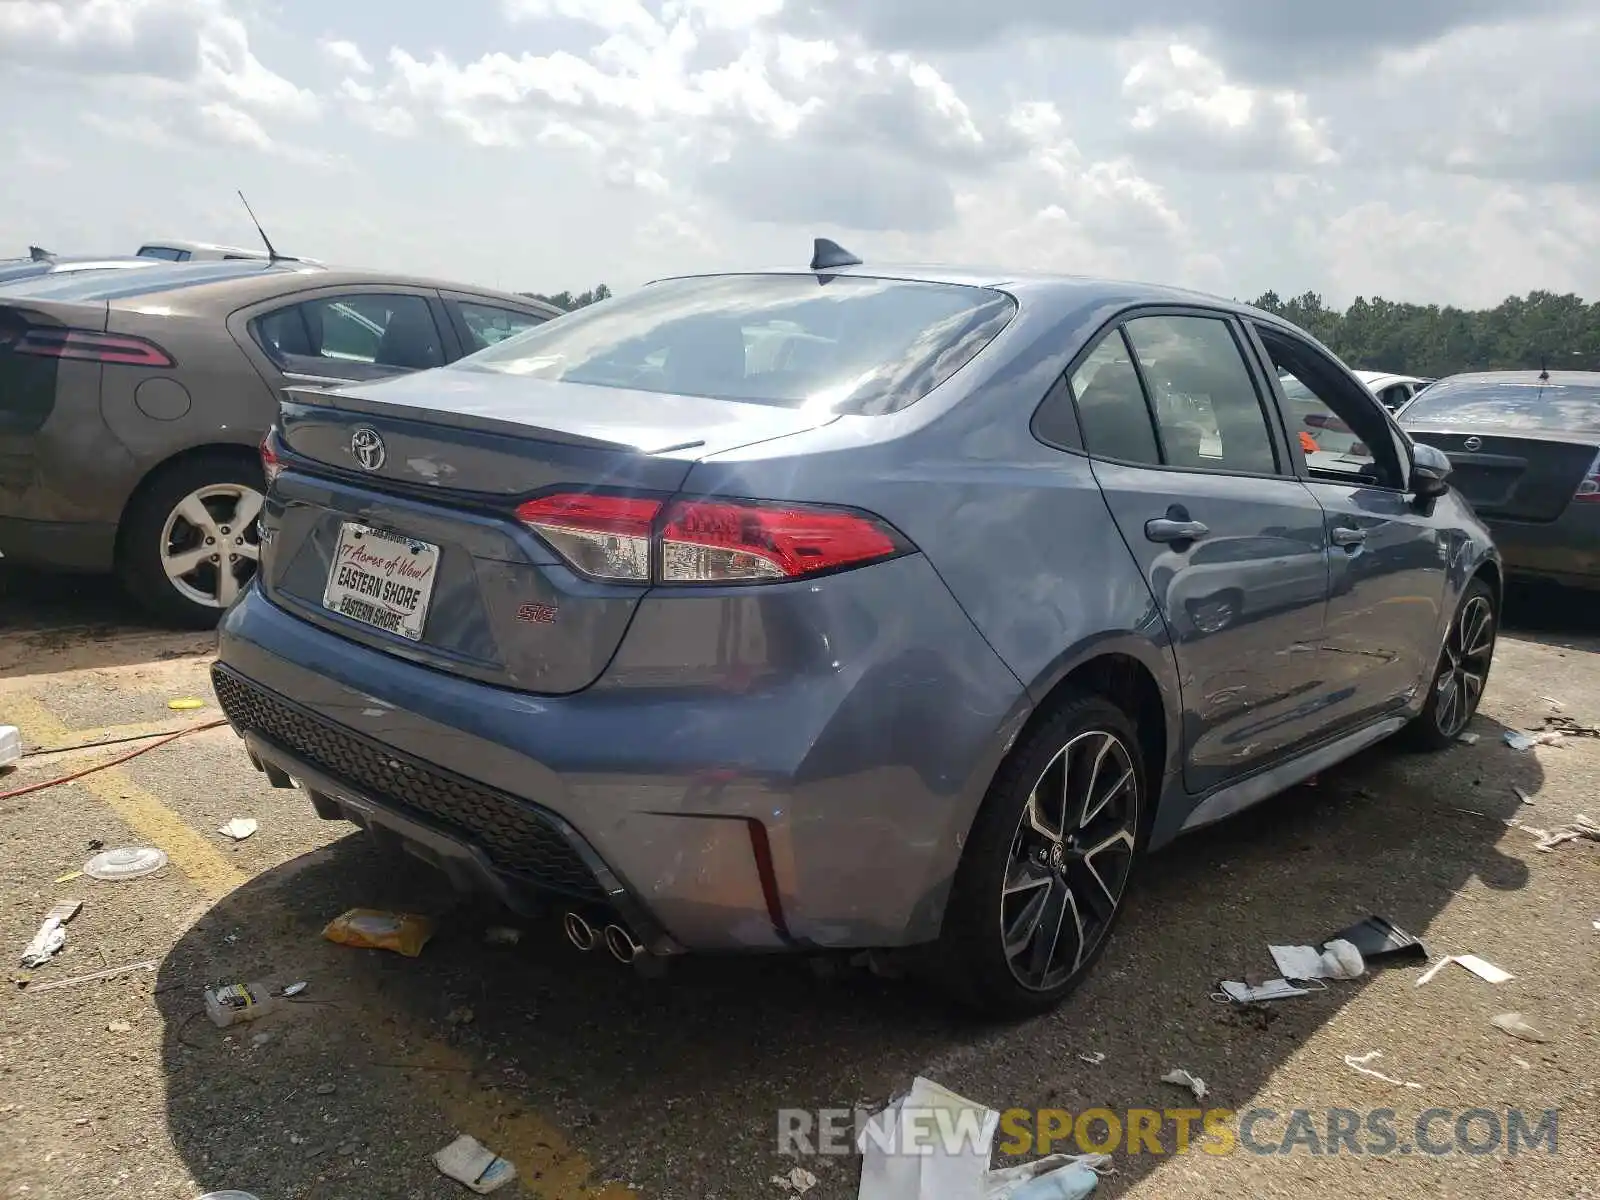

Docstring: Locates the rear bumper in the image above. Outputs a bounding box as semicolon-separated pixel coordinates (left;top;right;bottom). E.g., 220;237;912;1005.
0;515;116;572
1485;509;1600;588
214;561;1026;952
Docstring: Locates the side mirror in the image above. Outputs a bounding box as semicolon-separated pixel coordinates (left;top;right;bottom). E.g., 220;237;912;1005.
1410;442;1452;499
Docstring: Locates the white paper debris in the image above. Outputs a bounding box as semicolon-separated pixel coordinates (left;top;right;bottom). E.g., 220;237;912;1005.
1491;1012;1548;1044
985;1155;1108;1200
434;1135;515;1194
856;1077;999;1200
1077;1051;1106;1066
1415;954;1513;986
19;901;82;968
1160;1069;1207;1101
0;724;20;769
1513;786;1534;805
218;818;258;841
1269;939;1365;981
772;1166;818;1194
1456;731;1480;745
1343;1051;1421;1090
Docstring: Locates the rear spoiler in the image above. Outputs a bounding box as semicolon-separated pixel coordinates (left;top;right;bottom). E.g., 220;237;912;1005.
280;383;648;453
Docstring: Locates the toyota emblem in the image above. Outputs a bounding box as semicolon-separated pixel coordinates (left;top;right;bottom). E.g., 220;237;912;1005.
1463;436;1482;452
350;426;386;471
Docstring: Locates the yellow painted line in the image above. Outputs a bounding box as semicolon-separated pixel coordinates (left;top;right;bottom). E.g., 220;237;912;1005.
6;694;247;901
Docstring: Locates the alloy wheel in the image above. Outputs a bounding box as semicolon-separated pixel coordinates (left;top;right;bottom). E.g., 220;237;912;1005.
1002;730;1139;992
159;484;264;609
1433;593;1495;738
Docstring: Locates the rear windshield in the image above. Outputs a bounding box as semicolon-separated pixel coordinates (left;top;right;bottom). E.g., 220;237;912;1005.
1399;377;1600;434
455;274;1017;414
0;260;284;302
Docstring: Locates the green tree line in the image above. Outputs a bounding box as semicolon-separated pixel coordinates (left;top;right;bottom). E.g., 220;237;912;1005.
520;283;612;311
1250;289;1600;379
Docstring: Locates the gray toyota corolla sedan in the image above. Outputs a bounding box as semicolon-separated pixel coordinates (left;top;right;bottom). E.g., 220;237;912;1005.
213;244;1500;1015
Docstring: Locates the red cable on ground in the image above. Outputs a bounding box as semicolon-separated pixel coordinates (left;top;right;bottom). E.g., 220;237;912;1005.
0;719;229;801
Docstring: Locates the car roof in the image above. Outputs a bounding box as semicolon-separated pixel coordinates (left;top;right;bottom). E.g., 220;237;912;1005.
1354;370;1427;387
1428;369;1600;388
658;261;1293;323
0;258;563;316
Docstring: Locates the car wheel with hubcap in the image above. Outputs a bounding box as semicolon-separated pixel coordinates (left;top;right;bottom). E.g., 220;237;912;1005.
1404;576;1497;750
119;451;265;628
938;691;1145;1016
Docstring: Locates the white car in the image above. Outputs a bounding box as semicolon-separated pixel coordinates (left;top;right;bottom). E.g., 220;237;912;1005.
1354;370;1432;412
135;239;325;266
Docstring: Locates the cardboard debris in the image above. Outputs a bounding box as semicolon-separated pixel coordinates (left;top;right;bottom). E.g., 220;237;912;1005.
434;1134;515;1194
1491;1013;1548;1044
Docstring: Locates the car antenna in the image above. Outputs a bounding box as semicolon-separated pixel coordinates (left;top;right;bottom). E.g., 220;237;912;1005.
810;237;862;271
237;190;287;263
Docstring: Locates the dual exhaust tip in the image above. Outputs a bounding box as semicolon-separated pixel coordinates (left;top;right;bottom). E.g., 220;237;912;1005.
563;911;642;964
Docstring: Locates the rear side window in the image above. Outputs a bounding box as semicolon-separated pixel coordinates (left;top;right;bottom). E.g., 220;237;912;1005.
457;301;548;351
252;294;445;372
456;274;1016;415
136;246;188;261
1070;331;1160;464
1399;378;1600;434
1123;315;1278;475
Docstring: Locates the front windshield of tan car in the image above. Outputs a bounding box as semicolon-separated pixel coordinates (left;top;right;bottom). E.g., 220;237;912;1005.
452;274;1017;415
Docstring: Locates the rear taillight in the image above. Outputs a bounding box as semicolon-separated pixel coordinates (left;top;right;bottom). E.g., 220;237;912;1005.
1574;451;1600;502
260;428;283;486
514;492;906;584
660;499;902;582
516;494;658;581
14;327;173;367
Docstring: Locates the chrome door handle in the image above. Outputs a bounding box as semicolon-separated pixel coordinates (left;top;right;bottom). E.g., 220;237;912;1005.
1146;518;1210;544
1331;526;1367;547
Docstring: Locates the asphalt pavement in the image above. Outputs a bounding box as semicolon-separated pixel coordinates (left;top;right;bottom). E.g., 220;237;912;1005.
0;566;1595;1200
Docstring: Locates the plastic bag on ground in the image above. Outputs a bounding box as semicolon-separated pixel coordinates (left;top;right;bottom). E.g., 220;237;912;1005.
322;908;436;957
857;1077;999;1200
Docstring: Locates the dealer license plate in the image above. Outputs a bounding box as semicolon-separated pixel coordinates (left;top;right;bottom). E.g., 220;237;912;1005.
322;522;439;641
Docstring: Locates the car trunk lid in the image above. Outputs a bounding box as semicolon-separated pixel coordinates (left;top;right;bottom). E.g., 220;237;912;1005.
1404;427;1600;522
264;370;838;693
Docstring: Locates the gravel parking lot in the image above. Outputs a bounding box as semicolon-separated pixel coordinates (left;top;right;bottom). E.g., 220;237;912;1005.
1;567;1596;1200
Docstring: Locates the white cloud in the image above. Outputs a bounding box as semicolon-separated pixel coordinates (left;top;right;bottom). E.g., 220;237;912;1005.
1122;43;1336;171
319;37;372;75
196;100;273;150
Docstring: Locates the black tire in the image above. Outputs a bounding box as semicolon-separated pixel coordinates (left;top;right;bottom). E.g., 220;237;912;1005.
936;691;1147;1018
1402;576;1497;751
118;451;265;629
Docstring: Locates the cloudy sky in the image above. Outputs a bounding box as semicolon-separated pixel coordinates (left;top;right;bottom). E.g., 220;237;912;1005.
4;0;1598;308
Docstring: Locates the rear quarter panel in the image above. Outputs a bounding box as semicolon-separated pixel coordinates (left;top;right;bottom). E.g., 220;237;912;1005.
680;285;1184;799
100;307;277;497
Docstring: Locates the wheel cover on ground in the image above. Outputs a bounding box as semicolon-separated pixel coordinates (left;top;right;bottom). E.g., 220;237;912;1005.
1002;729;1139;992
158;484;264;609
1433;593;1495;738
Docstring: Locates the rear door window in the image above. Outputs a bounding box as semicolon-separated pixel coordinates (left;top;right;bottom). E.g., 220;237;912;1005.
454;300;549;352
1070;330;1160;464
1123;314;1281;475
251;293;446;378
